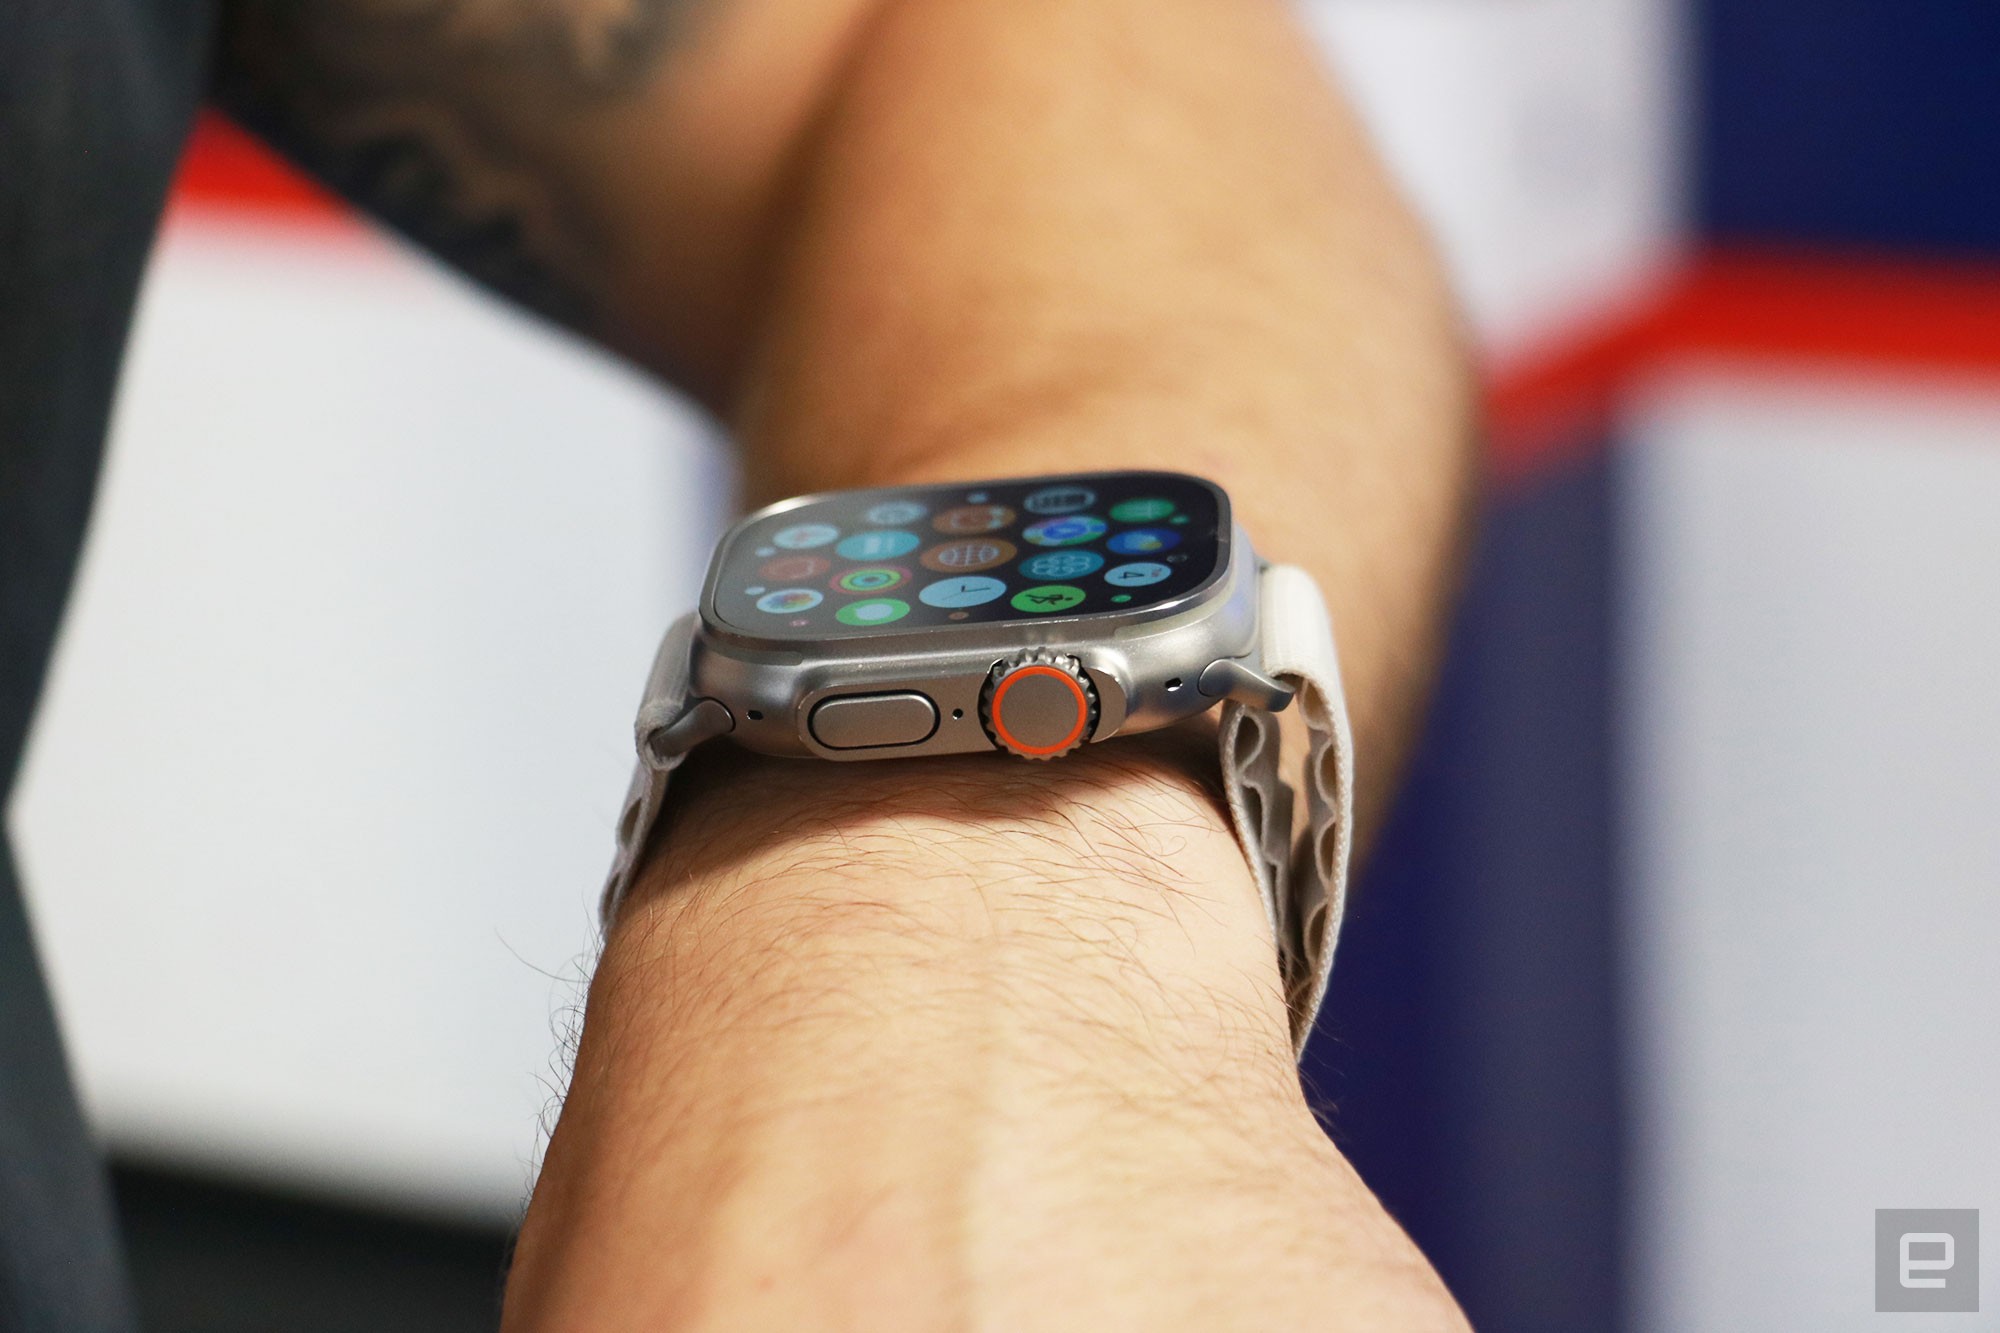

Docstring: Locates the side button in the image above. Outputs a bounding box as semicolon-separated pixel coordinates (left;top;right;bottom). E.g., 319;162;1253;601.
809;692;940;750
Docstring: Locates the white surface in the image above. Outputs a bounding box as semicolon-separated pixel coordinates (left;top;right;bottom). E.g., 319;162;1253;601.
1623;366;2000;1330
1306;0;1687;359
10;216;727;1221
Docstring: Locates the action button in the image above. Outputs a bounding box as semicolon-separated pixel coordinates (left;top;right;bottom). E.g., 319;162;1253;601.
809;692;940;750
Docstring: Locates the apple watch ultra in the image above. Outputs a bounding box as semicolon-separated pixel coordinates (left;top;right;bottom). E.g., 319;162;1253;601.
602;470;1354;1054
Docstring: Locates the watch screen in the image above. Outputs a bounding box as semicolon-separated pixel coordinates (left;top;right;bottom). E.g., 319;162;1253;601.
707;471;1227;640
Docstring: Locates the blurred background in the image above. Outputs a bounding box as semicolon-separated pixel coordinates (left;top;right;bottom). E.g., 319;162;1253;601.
9;1;1998;1330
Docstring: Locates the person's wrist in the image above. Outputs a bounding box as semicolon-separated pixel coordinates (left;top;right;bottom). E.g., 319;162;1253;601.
507;727;1345;1329
607;722;1301;1085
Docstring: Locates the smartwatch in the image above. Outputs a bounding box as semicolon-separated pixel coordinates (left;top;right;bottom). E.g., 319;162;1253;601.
602;470;1354;1055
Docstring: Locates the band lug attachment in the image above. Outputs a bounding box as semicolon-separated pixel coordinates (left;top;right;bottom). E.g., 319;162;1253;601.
1197;658;1295;712
643;697;734;765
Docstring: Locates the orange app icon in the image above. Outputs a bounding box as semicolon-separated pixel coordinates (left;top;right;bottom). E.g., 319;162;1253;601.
921;538;1018;573
933;504;1017;535
760;554;831;582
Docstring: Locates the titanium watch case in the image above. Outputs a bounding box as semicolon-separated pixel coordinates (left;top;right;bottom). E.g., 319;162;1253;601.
676;470;1292;762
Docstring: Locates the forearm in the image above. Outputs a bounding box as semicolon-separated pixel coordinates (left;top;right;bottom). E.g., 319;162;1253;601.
722;0;1475;828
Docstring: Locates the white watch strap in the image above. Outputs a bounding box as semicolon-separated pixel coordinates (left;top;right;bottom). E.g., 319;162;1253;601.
1218;564;1355;1056
601;564;1354;1059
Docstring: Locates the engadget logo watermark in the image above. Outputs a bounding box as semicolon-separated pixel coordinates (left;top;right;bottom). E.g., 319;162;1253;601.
1876;1210;1979;1313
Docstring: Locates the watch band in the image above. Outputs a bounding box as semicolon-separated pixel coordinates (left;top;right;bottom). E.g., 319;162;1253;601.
599;563;1354;1058
1217;564;1355;1056
601;609;704;919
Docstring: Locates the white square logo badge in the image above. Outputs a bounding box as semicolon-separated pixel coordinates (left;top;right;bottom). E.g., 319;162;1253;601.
1876;1209;1979;1313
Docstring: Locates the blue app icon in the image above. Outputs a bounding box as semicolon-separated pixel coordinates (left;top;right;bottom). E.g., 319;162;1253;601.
1023;515;1108;547
1020;550;1105;580
1104;561;1172;588
1106;528;1180;556
919;576;1008;608
836;529;921;561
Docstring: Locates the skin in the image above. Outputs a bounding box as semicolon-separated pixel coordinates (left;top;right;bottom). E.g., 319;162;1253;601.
216;0;1479;1326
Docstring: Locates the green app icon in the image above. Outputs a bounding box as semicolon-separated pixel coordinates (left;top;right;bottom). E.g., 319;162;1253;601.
835;598;911;627
1010;584;1087;614
1110;497;1176;523
836;567;904;594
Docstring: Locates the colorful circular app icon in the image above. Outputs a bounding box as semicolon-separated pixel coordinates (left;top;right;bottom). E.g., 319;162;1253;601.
756;587;823;614
760;553;830;582
835;598;911;627
921;538;1017;573
1106;527;1180;556
1110;497;1176;523
773;523;839;550
1104;561;1172;588
1020;550;1105;580
1022;515;1108;547
834;566;910;594
919;576;1008;609
1011;584;1088;614
865;500;927;526
1024;485;1096;515
933;504;1016;535
835;529;921;561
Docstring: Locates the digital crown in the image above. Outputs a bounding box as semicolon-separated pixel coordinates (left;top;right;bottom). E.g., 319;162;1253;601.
978;650;1100;760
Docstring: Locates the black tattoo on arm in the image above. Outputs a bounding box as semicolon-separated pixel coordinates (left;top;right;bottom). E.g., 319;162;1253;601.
212;0;695;332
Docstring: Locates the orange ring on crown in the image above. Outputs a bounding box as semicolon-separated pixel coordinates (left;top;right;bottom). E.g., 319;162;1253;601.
989;664;1091;756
